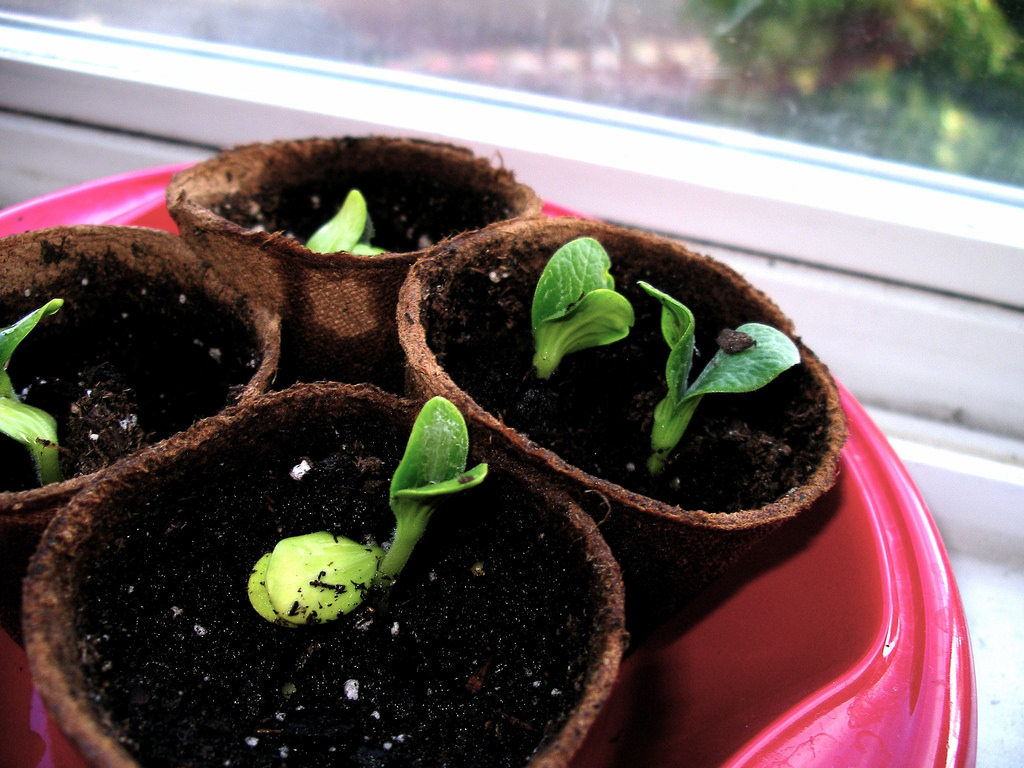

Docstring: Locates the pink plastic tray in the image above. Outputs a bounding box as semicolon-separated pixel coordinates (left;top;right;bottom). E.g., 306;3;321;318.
0;167;976;767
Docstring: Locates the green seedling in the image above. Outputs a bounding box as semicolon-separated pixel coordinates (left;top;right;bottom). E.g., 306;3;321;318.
639;282;800;476
531;237;634;379
0;299;64;486
247;396;488;627
306;188;386;255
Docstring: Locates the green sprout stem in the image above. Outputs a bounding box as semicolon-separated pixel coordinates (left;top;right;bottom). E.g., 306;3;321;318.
1;299;64;486
0;388;62;485
247;396;487;627
647;394;702;476
377;509;429;584
382;463;488;581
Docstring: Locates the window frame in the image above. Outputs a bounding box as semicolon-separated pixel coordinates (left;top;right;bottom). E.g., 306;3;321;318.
2;12;1021;303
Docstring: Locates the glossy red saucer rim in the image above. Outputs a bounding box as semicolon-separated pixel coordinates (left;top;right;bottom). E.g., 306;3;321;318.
726;387;976;767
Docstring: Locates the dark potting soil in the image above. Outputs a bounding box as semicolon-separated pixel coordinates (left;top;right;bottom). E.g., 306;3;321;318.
0;276;262;491
422;249;833;514
76;425;597;768
210;172;519;254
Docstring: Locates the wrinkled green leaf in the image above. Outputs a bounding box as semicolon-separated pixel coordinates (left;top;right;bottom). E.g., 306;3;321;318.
532;237;615;327
391;396;477;495
532;288;635;379
532;238;634;379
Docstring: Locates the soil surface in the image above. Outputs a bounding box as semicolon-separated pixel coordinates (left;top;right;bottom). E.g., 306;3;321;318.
1;276;261;491
76;415;598;767
209;166;522;254
422;243;832;513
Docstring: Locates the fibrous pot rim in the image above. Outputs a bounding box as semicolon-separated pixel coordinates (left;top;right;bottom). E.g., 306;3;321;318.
165;134;545;264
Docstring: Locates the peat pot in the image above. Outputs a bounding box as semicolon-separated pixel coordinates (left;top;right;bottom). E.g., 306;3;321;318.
166;136;543;391
0;225;281;641
23;382;628;768
398;216;847;635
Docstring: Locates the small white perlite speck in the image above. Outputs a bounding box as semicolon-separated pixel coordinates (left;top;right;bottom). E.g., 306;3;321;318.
344;679;359;700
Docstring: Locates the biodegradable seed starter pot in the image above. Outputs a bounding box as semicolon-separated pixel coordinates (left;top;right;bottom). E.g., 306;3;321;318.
398;216;847;635
166;136;543;392
23;383;628;768
0;224;281;642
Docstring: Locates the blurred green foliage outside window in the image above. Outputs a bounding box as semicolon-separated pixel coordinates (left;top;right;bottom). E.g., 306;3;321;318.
684;0;1024;186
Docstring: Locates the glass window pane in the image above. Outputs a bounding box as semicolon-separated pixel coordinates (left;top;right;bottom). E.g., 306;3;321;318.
4;0;1023;189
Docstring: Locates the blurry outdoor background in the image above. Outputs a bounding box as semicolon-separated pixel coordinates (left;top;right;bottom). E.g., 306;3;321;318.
4;0;1024;190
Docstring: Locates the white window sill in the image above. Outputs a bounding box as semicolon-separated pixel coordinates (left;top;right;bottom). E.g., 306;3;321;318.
947;549;1024;768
